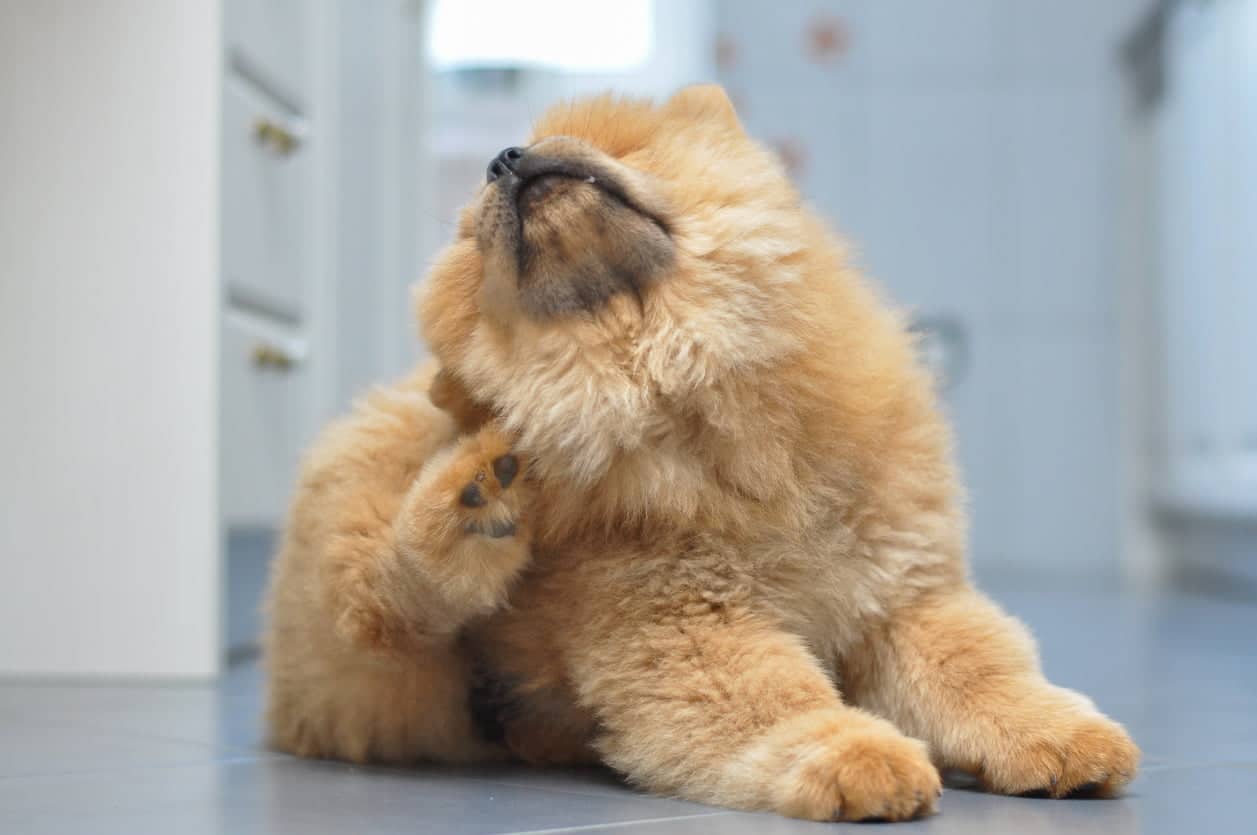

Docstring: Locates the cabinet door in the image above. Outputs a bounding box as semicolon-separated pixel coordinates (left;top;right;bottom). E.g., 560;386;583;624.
219;311;310;529
221;79;312;321
224;0;313;110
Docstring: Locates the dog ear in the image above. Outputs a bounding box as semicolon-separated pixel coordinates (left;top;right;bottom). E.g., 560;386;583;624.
663;84;741;130
430;367;495;433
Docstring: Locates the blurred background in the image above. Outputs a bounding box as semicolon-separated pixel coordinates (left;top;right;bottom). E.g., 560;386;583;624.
2;0;1255;678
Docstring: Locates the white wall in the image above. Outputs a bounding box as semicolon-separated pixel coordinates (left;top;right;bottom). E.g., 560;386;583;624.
0;2;221;677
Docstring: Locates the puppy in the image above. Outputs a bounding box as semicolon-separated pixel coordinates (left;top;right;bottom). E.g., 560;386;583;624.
264;86;1138;822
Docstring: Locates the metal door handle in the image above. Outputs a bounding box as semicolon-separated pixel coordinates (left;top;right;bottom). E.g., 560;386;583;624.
253;118;300;156
251;343;296;371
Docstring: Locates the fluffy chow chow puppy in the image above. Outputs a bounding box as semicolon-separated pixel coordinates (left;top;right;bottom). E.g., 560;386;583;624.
264;86;1137;822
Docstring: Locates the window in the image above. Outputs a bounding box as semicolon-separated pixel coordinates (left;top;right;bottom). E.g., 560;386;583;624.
428;0;653;73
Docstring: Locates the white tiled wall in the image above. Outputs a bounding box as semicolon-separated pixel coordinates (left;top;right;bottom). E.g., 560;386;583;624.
717;0;1149;579
859;88;999;314
863;0;1000;80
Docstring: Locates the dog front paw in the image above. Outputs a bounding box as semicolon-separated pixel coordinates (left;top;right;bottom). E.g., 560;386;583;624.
979;711;1139;798
750;711;940;822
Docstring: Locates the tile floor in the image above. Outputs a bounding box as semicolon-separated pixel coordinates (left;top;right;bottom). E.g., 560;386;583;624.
2;584;1255;834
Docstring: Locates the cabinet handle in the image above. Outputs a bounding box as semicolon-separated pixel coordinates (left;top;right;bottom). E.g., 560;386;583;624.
253;118;300;156
251;343;296;371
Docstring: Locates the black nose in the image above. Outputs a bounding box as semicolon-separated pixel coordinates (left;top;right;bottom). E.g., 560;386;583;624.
487;146;525;183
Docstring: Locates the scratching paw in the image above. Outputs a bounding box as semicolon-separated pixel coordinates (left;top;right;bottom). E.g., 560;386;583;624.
437;426;528;542
457;451;523;538
394;425;533;614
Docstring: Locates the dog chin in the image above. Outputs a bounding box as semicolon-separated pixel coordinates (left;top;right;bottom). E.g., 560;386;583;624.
475;142;675;322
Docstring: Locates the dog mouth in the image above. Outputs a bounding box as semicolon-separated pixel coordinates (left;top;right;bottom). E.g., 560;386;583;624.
491;152;669;235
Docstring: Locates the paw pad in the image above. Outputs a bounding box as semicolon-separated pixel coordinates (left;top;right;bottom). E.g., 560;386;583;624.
493;454;519;488
460;482;487;508
456;449;523;537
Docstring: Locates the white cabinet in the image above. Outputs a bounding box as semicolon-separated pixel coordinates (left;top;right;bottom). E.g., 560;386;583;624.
221;78;313;321
1158;0;1257;519
219;311;310;527
1129;0;1257;590
218;0;321;540
217;0;323;661
218;0;320;540
218;0;428;655
224;0;316;109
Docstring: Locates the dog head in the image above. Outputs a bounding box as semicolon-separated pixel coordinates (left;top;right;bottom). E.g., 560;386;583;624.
420;86;851;509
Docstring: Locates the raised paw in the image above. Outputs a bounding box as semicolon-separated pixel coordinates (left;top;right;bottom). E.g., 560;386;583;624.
978;712;1140;799
458;453;522;538
393;426;533;617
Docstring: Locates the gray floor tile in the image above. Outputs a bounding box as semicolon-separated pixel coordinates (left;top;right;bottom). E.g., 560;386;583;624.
987;585;1257;770
1121;703;1257;767
1113;763;1257;835
0;717;242;779
0;756;714;835
1;585;1254;834
537;811;828;833
518;789;1146;834
0;661;265;753
455;764;664;801
559;770;1253;835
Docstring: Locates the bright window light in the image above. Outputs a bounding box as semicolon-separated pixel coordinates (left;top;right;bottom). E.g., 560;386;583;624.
428;0;653;73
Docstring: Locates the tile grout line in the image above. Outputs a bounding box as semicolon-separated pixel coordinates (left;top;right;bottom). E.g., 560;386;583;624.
1138;760;1257;774
503;811;735;835
0;753;271;783
282;758;691;805
470;776;671;802
0;712;268;758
